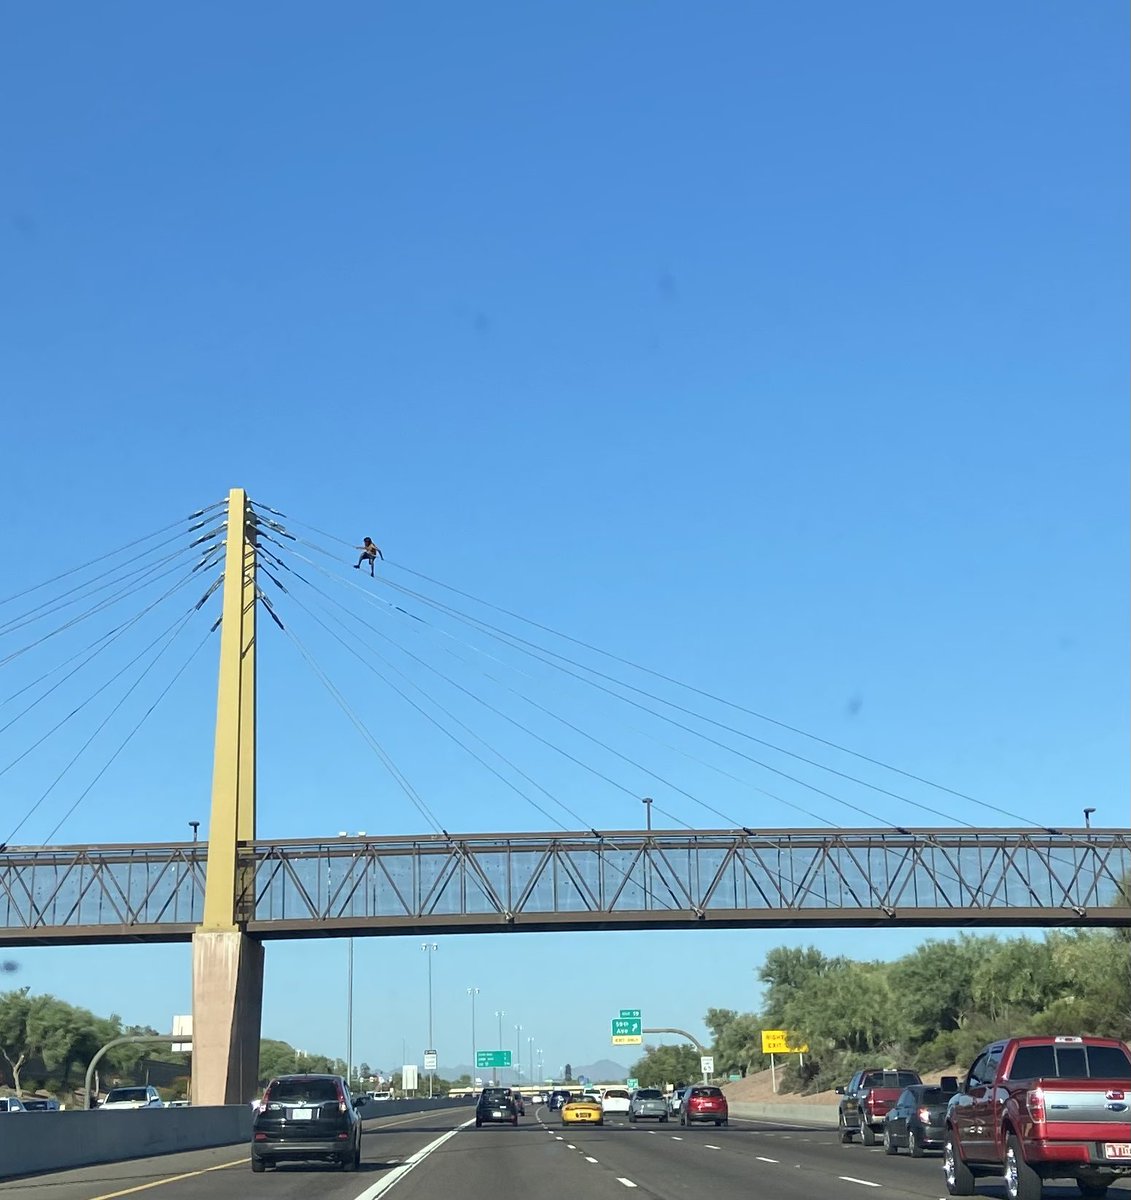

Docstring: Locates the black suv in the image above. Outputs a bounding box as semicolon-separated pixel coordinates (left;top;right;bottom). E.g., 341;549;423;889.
475;1086;519;1127
251;1074;366;1172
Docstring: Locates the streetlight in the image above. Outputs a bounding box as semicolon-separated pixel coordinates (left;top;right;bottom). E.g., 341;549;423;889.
421;943;438;1098
339;831;367;1091
1084;807;1096;829
514;1023;522;1080
188;820;200;843
467;987;479;1084
494;1010;505;1084
528;1035;534;1084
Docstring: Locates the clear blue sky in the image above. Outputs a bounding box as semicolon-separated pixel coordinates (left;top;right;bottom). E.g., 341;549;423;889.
1;1;1126;1080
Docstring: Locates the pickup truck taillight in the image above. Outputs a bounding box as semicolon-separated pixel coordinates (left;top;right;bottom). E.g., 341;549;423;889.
918;1107;931;1123
1026;1087;1046;1123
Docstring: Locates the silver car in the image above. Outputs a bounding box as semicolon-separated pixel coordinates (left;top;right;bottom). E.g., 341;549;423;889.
629;1087;669;1122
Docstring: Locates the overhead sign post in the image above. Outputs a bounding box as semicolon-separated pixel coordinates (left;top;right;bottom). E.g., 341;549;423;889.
760;1030;809;1093
611;1017;642;1045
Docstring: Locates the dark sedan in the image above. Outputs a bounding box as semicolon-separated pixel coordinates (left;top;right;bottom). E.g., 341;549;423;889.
548;1089;571;1111
251;1074;364;1172
882;1080;958;1157
476;1087;519;1127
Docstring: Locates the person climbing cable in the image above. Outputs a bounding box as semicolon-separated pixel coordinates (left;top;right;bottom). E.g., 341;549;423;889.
354;537;383;576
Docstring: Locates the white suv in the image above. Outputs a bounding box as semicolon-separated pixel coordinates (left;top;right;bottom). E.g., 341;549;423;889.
100;1085;163;1109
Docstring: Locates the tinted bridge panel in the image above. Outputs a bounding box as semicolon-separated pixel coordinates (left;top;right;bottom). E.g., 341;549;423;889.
0;829;1128;944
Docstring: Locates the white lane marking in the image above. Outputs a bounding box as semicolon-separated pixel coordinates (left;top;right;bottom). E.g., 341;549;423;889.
838;1177;881;1188
617;1180;637;1188
704;1144;721;1150
670;1135;683;1140
350;1117;474;1200
567;1143;576;1150
585;1156;599;1163
756;1156;779;1163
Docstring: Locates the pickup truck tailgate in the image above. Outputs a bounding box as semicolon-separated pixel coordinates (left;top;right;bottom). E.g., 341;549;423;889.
1042;1085;1131;1131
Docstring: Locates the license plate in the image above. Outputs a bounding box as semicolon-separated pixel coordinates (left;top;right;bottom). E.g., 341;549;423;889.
1104;1143;1131;1158
291;1108;312;1120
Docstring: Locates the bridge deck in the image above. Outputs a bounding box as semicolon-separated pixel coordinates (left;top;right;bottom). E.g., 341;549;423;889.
1;828;1127;944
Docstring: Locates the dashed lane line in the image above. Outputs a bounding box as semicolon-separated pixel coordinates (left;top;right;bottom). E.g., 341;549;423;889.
837;1177;881;1188
350;1117;475;1200
585;1156;599;1163
704;1144;721;1150
755;1156;779;1163
616;1179;638;1189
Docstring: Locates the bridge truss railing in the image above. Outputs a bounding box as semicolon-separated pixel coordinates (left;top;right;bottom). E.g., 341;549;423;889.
0;828;1128;943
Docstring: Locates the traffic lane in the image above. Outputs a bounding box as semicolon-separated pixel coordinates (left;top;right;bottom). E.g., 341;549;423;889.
383;1113;643;1200
732;1116;1131;1197
2;1106;472;1200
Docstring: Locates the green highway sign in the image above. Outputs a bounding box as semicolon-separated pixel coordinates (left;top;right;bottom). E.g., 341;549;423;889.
619;1009;641;1019
627;1077;639;1089
611;1017;642;1037
476;1050;512;1069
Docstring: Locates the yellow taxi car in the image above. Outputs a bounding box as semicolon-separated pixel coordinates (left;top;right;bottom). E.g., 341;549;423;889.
561;1092;603;1126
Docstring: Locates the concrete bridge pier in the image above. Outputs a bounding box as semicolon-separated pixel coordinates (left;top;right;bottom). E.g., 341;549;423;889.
191;929;264;1105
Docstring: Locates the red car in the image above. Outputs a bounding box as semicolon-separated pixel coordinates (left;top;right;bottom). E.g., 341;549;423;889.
679;1085;729;1127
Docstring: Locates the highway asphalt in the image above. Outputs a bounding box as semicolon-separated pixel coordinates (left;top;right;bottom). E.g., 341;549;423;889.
8;1104;1131;1200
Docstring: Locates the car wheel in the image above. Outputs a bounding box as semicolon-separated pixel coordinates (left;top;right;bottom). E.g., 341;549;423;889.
475;1119;482;1127
943;1133;976;1197
838;1114;853;1144
342;1150;358;1172
1077;1178;1113;1198
860;1120;877;1147
715;1119;723;1127
1004;1134;1042;1200
679;1113;685;1126
660;1115;668;1123
251;1158;265;1174
908;1127;925;1158
512;1116;519;1126
883;1126;898;1155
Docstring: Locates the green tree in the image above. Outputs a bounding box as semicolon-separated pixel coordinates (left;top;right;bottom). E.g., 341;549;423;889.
704;1007;764;1076
0;988;35;1095
628;1043;700;1088
783;960;895;1055
759;946;836;1026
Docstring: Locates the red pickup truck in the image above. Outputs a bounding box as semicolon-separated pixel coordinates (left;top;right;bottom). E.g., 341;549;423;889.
837;1067;923;1145
944;1035;1131;1200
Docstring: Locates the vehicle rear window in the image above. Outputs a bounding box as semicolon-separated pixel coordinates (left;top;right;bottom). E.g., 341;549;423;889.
106;1088;149;1102
635;1089;662;1098
919;1087;956;1103
863;1071;920;1088
268;1078;340;1105
481;1088;510;1101
690;1086;723;1097
1008;1044;1131;1081
604;1089;629;1099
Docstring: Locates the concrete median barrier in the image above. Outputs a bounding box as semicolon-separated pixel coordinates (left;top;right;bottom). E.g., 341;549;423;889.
0;1105;254;1180
728;1101;838;1126
0;1096;471;1180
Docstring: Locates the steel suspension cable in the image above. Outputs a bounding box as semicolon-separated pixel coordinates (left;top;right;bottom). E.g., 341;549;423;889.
0;571;218;788
40;624;216;844
0;500;225;610
4;602;208;844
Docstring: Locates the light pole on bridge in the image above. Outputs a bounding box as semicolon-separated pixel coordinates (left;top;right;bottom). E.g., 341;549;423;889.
494;1010;505;1084
422;942;438;1099
467;987;479;1085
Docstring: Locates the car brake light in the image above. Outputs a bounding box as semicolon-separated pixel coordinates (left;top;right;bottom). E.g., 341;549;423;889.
254;1132;267;1141
918;1108;931;1123
1027;1088;1046;1123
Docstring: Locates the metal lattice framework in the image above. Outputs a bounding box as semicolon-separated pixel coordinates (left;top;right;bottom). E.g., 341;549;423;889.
1;828;1128;944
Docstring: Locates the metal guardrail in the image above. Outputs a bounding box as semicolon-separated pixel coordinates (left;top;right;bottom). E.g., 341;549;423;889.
0;828;1127;943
